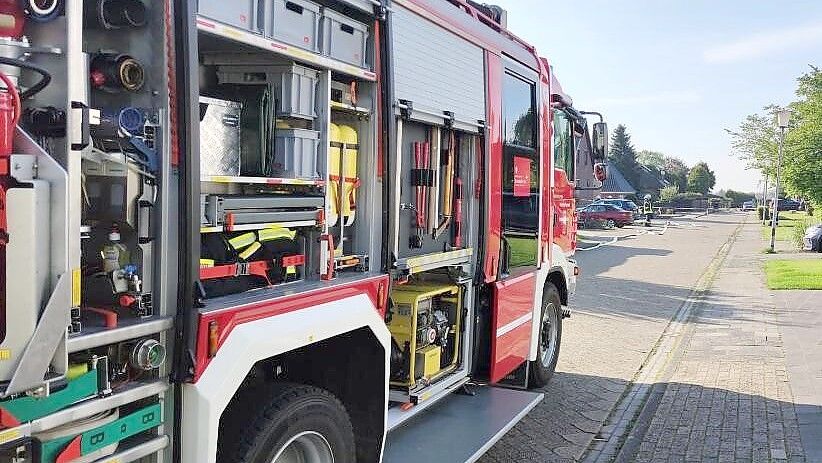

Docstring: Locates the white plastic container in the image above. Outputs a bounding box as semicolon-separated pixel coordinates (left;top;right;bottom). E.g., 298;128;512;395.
271;64;319;120
269;0;321;52
198;0;263;34
273;128;320;178
320;8;369;68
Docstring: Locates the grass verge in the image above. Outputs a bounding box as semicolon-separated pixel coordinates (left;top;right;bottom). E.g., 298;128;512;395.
760;211;821;248
765;259;822;290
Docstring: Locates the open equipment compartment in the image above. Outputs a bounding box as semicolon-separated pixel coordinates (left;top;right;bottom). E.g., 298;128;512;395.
195;0;381;305
1;1;177;461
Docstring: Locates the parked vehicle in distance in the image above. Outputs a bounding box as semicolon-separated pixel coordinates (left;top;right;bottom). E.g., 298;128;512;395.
578;204;634;228
595;198;639;214
742;200;756;211
803;224;822;252
770;198;802;211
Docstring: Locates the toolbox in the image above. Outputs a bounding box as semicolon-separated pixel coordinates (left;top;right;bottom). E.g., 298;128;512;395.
198;0;264;34
320;8;369;68
273;128;320;179
199;96;242;176
268;0;321;52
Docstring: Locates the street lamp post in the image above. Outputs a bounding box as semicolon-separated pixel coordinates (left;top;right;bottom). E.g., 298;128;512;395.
769;109;791;252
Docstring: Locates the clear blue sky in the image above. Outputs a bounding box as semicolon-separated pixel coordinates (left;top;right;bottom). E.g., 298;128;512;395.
493;0;822;193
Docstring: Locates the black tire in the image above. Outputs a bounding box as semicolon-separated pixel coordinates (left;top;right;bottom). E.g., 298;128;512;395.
221;383;356;463
528;283;563;389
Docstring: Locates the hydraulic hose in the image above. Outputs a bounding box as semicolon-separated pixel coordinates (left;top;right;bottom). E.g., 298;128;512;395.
0;56;51;99
0;69;22;126
22;0;62;22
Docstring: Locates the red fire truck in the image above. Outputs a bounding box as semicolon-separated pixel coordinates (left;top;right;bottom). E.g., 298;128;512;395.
0;0;607;461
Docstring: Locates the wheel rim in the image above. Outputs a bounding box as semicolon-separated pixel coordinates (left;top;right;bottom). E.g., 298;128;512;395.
271;431;334;463
539;302;559;368
606;219;615;228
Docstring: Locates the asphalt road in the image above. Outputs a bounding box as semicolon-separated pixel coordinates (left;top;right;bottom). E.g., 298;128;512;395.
481;212;753;462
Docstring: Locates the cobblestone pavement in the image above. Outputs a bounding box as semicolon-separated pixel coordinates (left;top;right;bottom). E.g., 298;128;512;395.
623;217;812;462
482;213;744;462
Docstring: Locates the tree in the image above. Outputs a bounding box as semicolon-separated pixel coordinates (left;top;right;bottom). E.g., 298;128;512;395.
784;67;822;205
659;186;679;204
687;162;716;194
637;150;665;169
663;156;689;192
726;106;781;179
608;124;639;188
724;189;756;207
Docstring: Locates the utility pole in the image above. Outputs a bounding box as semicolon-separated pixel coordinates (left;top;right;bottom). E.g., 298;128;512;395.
762;174;769;225
770;109;791;252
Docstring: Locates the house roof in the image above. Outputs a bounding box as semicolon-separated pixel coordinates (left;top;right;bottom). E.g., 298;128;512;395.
602;164;637;194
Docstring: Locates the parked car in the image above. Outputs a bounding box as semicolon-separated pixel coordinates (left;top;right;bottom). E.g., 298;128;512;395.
595;199;639;214
742;200;756;211
770;198;801;211
578;204;634;228
803;224;822;252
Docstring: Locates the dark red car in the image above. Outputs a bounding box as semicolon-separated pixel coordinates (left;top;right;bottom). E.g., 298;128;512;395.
577;203;634;228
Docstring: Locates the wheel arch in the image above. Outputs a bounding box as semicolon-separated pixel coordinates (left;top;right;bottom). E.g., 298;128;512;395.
546;267;569;306
181;293;391;463
220;327;387;463
528;266;569;361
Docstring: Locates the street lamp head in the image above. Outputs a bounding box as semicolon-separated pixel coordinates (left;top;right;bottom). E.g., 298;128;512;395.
776;109;791;129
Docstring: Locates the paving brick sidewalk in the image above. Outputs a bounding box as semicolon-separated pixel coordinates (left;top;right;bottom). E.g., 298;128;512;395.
483;213;743;462
628;219;810;463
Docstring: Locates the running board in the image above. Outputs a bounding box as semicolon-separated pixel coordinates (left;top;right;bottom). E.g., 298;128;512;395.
383;386;542;463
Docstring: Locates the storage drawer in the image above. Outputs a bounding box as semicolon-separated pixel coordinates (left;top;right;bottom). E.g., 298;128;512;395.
198;0;263;33
199;97;242;176
268;0;321;52
273;128;320;179
320;8;369;68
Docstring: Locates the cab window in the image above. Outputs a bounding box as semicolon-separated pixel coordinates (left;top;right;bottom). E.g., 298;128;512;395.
501;70;539;273
553;110;574;178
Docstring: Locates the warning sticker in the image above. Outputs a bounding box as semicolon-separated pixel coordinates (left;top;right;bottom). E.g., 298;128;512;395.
513;156;532;197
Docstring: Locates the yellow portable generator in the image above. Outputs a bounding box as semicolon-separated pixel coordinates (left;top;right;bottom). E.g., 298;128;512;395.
388;283;463;389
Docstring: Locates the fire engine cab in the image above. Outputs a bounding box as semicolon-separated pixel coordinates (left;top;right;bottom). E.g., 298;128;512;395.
0;0;607;461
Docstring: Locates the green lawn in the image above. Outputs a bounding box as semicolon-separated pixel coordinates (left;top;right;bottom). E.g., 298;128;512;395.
765;260;822;290
760;211;822;249
760;211;807;241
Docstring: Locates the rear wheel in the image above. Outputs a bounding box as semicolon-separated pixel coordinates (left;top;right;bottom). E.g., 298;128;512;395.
606;219;616;229
528;283;563;388
222;383;356;463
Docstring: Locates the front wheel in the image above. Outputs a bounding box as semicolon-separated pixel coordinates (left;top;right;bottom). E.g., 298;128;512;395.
606;219;616;229
224;383;356;463
528;283;563;388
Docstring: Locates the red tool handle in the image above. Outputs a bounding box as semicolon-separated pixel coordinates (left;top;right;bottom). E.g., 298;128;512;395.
414;142;424;227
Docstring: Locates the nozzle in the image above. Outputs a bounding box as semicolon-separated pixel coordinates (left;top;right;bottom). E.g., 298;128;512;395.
90;53;145;92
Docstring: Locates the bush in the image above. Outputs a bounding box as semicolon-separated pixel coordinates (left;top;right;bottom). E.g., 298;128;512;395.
791;215;822;249
757;206;771;221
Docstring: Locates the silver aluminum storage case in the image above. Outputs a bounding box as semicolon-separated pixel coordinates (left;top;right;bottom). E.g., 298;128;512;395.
199;96;243;176
198;0;263;34
273;128;320;179
269;0;321;52
320;8;369;68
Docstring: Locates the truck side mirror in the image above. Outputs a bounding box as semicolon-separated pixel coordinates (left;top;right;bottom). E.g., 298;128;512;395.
592;122;608;161
594;163;607;182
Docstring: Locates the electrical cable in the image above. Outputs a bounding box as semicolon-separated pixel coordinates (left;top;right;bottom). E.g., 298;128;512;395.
0;57;51;99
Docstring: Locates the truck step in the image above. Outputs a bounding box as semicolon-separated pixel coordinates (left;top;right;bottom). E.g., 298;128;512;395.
384;385;542;463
